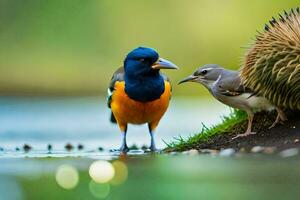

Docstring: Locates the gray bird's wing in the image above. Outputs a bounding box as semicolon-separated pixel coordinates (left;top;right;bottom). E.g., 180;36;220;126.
107;67;124;123
214;71;252;96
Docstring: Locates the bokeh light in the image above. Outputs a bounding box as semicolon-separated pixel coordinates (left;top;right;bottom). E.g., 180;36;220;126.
89;160;115;183
89;181;110;199
55;164;79;190
110;160;128;185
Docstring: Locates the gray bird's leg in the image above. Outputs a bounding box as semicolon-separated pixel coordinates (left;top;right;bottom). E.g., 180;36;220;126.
269;107;287;129
232;111;256;140
119;126;129;152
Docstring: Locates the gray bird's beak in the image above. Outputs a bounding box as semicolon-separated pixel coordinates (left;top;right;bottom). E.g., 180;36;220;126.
152;58;179;70
178;75;197;85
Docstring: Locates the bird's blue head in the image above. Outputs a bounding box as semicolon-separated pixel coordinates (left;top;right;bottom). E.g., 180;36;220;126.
123;47;178;102
124;47;178;78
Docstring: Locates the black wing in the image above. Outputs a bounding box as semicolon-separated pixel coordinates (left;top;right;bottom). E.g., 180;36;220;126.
160;72;173;100
107;67;124;123
108;67;125;93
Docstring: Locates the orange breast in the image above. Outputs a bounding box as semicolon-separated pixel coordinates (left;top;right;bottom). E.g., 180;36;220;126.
110;81;171;125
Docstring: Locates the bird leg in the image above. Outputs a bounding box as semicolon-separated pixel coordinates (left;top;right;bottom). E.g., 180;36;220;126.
269;107;287;129
119;131;129;152
148;124;159;152
118;124;129;152
149;131;157;151
232;112;256;140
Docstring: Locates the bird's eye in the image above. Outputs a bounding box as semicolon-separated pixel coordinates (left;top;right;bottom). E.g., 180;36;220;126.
139;58;145;62
201;69;208;75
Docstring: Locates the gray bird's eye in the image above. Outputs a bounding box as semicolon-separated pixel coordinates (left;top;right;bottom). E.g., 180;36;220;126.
201;69;208;75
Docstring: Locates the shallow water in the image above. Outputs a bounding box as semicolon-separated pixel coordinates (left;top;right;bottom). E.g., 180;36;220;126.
0;96;229;151
1;97;299;200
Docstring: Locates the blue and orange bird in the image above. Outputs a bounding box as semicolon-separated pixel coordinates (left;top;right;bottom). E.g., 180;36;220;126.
107;47;178;152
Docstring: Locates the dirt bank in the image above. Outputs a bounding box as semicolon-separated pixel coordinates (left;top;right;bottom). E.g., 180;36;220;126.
186;111;300;152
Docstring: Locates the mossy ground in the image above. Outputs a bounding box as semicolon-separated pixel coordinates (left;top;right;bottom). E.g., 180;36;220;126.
165;110;300;152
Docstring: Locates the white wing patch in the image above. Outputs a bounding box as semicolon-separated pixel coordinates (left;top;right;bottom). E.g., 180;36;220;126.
107;88;113;108
107;88;112;97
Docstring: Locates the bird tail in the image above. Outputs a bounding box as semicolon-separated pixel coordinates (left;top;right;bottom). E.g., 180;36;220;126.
110;112;117;123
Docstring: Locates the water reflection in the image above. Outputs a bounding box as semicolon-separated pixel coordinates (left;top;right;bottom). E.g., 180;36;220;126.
89;160;115;183
111;160;128;185
89;181;110;199
54;159;129;199
55;164;79;189
0;177;23;200
2;155;300;199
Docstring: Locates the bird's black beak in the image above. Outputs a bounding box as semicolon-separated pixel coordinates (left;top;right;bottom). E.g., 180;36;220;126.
152;58;179;70
178;75;197;85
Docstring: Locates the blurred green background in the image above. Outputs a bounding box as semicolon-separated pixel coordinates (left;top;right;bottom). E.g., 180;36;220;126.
0;0;298;96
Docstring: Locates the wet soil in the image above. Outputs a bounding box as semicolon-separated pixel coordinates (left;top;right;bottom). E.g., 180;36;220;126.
193;110;300;152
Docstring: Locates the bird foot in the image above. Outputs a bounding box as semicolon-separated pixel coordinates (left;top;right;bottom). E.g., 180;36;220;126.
268;120;284;129
147;145;160;153
109;145;129;153
119;146;129;153
232;132;256;140
269;111;287;129
151;148;161;153
144;148;161;153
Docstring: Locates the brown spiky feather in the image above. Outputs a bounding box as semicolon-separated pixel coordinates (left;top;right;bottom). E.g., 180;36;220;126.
241;8;300;110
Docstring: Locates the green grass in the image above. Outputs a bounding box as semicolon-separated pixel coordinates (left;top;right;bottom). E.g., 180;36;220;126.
165;109;248;152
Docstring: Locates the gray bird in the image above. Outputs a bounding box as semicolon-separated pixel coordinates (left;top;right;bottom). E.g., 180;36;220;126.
178;64;286;139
